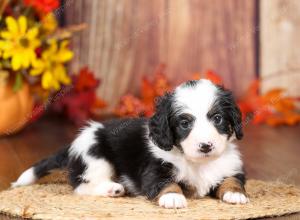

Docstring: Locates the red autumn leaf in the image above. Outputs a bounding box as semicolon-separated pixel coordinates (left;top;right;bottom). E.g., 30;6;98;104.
247;80;260;97
266;112;300;126
204;70;223;85
251;107;273;124
190;71;223;85
238;102;251;120
190;73;201;81
238;78;300;126
29;104;45;122
273;97;296;114
237;80;261;119
52;90;95;125
153;72;171;97
116;67;226;118
116;65;172;117
141;77;156;106
151;64;171;96
74;67;100;92
52;67;106;124
115;95;146;117
237;80;262;123
92;97;107;109
116;65;300;126
284;112;300;125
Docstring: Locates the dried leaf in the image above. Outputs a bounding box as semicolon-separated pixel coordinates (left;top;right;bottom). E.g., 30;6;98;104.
52;67;106;124
115;65;300;126
141;77;155;105
74;67;99;92
93;97;107;109
204;70;223;85
266;112;300;126
191;70;223;85
115;95;146;117
153;72;171;96
190;72;201;80
238;79;300;126
116;65;172;117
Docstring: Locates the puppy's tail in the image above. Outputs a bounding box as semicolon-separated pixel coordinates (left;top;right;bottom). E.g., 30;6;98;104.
11;147;69;188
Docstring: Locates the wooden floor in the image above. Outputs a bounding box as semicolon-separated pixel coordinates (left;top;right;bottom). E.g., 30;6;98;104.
0;116;299;219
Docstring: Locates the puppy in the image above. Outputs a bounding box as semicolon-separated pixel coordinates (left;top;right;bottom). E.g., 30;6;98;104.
12;79;248;209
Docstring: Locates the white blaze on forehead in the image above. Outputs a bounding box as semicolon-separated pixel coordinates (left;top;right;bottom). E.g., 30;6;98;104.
174;79;217;116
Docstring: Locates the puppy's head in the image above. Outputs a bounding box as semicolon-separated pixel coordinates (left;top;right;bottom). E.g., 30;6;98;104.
149;79;243;163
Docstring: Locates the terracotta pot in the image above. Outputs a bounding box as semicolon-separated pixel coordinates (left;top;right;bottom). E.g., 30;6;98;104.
0;82;34;135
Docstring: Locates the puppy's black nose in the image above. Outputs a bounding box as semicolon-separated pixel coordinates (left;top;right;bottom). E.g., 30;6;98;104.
199;143;212;153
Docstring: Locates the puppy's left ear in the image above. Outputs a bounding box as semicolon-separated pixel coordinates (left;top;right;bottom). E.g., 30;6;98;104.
230;103;243;140
149;92;174;151
217;86;243;140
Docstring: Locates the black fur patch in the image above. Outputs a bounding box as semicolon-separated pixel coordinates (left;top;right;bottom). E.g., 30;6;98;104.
85;117;175;199
169;113;195;149
68;155;88;188
181;80;199;88
34;147;69;178
207;86;243;139
149;93;175;151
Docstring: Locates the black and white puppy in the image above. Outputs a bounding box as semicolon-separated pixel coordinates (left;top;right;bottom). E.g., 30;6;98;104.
13;79;248;209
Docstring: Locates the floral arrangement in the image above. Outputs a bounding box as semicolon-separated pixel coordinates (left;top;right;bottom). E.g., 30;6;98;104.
0;0;74;92
0;0;106;133
115;65;300;126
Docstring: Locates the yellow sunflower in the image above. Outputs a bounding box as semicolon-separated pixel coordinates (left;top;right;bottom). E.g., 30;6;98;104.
30;39;73;90
0;16;40;71
41;13;57;34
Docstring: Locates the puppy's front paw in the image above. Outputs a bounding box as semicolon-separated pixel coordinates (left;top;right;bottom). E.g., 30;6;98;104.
158;193;187;209
222;191;249;204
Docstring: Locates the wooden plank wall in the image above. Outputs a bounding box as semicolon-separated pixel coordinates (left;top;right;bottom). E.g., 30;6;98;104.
260;0;300;96
65;0;257;110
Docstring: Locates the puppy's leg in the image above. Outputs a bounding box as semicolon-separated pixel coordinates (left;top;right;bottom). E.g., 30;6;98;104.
70;157;124;197
141;162;187;208
214;176;249;204
156;183;187;209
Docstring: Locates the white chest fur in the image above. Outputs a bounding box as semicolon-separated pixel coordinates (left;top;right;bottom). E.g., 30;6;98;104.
149;142;243;197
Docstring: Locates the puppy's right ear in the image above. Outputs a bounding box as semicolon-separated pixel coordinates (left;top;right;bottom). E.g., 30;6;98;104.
149;92;174;151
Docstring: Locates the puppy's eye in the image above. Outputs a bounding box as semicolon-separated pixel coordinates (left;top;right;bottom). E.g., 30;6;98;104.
179;120;190;129
213;114;223;125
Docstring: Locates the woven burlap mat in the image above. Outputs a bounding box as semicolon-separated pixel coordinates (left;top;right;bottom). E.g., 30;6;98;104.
0;172;299;220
